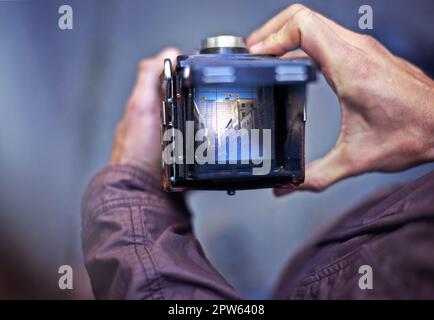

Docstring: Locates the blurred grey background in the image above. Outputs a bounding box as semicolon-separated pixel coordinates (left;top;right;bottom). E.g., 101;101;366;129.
0;0;433;299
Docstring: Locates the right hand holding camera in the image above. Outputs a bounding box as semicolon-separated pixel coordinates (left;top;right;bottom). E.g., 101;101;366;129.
248;4;434;195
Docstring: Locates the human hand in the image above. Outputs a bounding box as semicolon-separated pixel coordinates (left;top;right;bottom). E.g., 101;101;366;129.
247;4;434;195
110;48;181;177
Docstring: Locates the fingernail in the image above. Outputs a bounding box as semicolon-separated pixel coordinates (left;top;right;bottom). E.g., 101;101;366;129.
249;41;264;53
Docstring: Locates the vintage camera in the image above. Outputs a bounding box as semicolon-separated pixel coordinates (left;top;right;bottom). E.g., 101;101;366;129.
160;35;315;194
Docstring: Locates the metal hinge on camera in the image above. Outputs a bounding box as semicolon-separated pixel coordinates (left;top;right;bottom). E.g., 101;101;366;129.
163;59;174;126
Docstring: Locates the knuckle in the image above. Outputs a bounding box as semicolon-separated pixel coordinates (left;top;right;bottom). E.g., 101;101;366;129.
361;34;390;56
126;96;145;112
127;96;157;115
126;98;141;112
361;34;379;47
290;6;313;25
138;59;152;72
286;3;307;16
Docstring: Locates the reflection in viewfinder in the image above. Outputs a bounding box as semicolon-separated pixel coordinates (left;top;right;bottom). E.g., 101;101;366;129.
193;85;275;163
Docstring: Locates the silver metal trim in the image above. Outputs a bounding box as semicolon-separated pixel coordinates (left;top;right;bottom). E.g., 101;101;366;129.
160;101;166;125
163;59;172;80
201;35;246;50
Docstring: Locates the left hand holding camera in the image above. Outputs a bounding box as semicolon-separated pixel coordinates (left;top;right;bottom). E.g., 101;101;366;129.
110;48;181;177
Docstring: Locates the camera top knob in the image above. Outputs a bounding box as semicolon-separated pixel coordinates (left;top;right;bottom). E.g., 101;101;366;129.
200;35;248;54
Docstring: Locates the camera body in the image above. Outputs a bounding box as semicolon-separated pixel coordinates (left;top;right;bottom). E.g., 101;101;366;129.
160;35;315;194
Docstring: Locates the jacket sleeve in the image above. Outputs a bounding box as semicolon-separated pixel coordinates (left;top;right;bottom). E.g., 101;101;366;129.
81;165;241;300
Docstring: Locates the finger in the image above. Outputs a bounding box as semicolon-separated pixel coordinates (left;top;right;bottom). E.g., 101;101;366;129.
249;7;349;68
280;49;309;60
273;146;353;197
313;11;363;44
247;4;306;47
248;4;362;50
128;47;181;112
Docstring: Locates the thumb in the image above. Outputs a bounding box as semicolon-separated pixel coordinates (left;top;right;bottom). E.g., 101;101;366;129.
274;146;353;197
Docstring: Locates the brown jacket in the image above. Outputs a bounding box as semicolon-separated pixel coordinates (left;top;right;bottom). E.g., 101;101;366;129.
81;165;434;299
